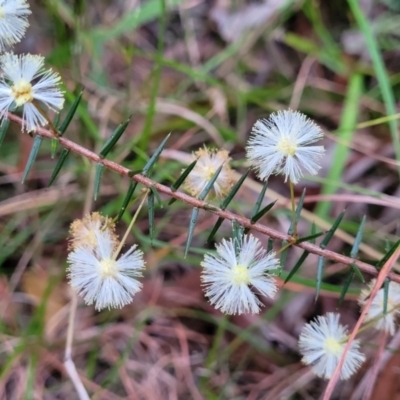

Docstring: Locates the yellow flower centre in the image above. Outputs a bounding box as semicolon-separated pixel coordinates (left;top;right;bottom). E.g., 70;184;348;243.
11;80;33;106
99;258;118;279
231;264;251;285
324;337;342;355
277;137;297;156
202;164;216;180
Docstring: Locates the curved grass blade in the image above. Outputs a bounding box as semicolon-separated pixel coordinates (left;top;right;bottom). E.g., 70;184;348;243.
184;207;199;258
207;169;250;242
338;269;355;306
22;136;43;184
288;188;306;236
99;116;131;158
168;159;198;205
48;148;70;187
58;89;84;135
148;190;155;244
0;119;10;148
94;163;104;201
142;133;171;176
198;164;223;201
117;181;139;221
250;200;277;224
315;255;325;302
320;210;345;249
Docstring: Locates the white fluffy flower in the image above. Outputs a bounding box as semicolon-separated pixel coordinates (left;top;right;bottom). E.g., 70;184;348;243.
299;313;365;380
201;234;279;315
359;279;400;335
0;53;64;132
246;110;324;184
183;147;233;198
67;230;145;311
0;0;31;51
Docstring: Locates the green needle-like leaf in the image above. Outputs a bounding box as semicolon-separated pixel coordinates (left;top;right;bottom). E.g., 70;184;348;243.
117;181;139;221
94;163;104;201
149;185;163;208
219;169;250;210
207;169;250;242
338;269;355;306
168;159;198;205
251;182;268;219
279;240;289;273
320;210;345;249
232;220;243;254
48;148;70;187
285;250;309;283
0;119;10;148
58;89;84;135
350;215;366;258
296;232;324;244
376;239;400;270
184;207;199;258
267;238;274;253
22;136;43;184
148;190;155;244
315;255;325;302
250;200;277;224
198;164;223;201
142;133;171;176
383;278;390;315
350;264;365;283
50;138;58;159
288;188;306;236
285;223;316;284
99;116;131;158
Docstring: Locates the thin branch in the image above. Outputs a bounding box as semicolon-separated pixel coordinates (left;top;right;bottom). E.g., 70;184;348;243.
8;112;400;284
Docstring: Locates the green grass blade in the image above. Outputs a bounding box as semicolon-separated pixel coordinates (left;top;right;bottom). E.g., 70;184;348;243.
315;73;363;219
348;0;400;176
22;136;43;184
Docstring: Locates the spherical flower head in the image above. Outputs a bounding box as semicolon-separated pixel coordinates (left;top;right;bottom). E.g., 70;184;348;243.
246;110;325;184
67;230;145;311
0;53;64;132
298;313;365;380
183;147;233;198
358;279;400;335
0;0;31;51
69;212;118;251
201;234;279;315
